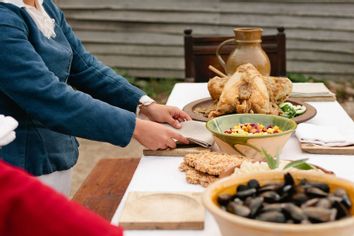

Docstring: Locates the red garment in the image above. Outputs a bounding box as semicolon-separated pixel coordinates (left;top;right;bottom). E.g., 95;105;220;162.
0;160;123;236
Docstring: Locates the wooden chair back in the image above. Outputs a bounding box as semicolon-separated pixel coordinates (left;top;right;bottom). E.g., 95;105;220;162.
184;27;286;82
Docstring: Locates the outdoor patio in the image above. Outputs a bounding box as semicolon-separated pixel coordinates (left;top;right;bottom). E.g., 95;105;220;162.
1;0;354;235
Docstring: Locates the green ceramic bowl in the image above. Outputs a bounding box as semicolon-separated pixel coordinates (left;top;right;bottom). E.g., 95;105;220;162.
206;114;297;160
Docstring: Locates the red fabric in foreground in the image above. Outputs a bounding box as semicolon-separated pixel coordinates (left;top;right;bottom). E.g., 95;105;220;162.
0;160;123;236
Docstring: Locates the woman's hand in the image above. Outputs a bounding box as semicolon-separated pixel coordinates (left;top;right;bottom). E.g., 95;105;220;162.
133;119;189;150
140;103;192;128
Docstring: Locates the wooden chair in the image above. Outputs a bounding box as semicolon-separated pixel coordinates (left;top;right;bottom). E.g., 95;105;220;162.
184;27;286;82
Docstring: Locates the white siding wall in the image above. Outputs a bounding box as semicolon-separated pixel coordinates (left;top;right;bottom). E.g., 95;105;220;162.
57;0;354;80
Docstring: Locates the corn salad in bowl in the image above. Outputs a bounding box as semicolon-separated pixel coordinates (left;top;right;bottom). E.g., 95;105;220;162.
206;114;296;160
224;123;282;135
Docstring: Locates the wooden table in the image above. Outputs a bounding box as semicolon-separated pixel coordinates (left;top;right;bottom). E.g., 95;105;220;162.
73;158;140;220
74;83;354;236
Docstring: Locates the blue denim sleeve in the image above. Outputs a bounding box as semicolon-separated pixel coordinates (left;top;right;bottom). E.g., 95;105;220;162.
57;8;145;113
0;16;137;147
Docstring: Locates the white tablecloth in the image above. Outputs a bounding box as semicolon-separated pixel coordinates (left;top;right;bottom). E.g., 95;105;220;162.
111;83;354;235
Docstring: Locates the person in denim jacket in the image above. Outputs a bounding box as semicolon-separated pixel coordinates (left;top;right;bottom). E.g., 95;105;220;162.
0;0;190;194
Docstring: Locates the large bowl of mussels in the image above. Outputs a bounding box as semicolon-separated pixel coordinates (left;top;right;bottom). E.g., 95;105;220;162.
203;171;354;236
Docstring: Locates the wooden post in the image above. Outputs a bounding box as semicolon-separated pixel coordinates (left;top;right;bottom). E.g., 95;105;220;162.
277;27;286;76
184;29;195;82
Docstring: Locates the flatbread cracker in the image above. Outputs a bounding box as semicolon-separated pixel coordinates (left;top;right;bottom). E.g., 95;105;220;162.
184;150;244;176
179;161;218;187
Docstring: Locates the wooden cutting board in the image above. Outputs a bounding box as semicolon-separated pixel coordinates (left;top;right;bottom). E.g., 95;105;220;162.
301;143;354;155
143;145;208;156
119;192;205;230
289;95;336;102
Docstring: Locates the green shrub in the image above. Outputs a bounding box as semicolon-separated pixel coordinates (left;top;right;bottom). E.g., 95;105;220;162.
114;68;178;104
287;72;321;83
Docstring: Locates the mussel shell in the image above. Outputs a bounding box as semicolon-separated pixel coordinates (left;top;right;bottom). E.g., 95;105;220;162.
301;180;330;191
236;188;257;199
244;196;253;206
261;191;281;203
283;203;307;223
279;184;295;201
256;211;286;223
309;183;330;193
284;173;295;186
237;184;249;192
334;188;352;209
316;198;332;209
301;219;311;224
233;198;244;205
328;195;343;204
302;198;320;208
286;219;295;224
226;202;251;217
334;188;346;197
259;183;283;193
262;203;285;213
342;195;352;209
247;197;264;217
305;187;328;198
282;184;294;194
291;192;309;206
303;207;337;223
332;200;350;220
217;193;235;206
247;179;260;190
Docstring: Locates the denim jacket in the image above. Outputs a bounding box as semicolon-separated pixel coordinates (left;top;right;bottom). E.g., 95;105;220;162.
0;0;145;175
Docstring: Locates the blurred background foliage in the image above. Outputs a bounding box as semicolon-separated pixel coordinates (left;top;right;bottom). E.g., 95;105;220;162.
115;69;178;103
116;68;353;104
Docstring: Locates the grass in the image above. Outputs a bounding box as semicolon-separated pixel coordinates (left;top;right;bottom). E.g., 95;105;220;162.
114;68;178;104
287;72;323;83
127;77;178;104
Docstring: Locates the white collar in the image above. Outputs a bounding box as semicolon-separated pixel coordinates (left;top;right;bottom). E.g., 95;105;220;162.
1;0;55;39
0;0;44;8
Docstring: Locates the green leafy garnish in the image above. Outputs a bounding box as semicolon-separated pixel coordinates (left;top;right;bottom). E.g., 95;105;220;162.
261;149;315;171
283;158;314;170
261;148;279;170
280;103;297;118
279;102;306;119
